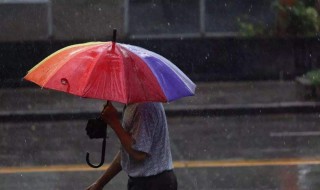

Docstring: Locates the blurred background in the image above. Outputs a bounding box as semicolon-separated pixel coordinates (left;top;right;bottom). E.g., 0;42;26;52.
1;0;320;189
1;0;320;85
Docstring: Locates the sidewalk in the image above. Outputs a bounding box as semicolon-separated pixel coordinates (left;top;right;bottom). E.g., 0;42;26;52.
1;80;320;121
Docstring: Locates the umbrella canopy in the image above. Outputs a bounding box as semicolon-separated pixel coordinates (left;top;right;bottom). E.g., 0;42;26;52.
24;40;196;104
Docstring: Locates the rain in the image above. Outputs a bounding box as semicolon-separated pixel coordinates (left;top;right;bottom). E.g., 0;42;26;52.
1;0;320;189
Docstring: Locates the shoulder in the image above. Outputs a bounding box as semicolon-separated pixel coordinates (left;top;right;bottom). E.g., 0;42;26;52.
136;102;164;113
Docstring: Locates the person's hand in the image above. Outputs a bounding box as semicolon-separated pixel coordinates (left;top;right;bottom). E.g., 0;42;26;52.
86;182;103;190
101;101;120;128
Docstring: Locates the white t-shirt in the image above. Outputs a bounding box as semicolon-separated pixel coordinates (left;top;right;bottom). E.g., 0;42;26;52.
121;102;173;177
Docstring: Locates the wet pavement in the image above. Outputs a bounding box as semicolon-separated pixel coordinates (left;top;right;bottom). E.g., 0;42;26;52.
1;81;320;189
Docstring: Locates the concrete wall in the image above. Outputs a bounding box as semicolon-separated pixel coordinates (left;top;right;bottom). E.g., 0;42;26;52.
51;0;124;41
0;0;51;42
0;0;276;42
0;0;124;42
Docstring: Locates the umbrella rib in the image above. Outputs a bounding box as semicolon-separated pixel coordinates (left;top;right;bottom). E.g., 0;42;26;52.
102;68;108;101
122;45;152;102
117;44;128;103
135;61;150;101
81;43;112;97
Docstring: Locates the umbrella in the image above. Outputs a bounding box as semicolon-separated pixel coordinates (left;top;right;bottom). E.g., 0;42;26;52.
24;30;196;104
24;29;196;168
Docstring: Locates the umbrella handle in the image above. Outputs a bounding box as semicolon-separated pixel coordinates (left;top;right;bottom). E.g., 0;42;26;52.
86;137;106;168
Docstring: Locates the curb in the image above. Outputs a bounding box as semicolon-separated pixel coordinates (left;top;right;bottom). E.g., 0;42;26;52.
2;102;320;122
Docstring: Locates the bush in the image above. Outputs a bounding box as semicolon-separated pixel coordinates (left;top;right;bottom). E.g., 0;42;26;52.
274;0;320;36
306;69;320;85
238;0;320;37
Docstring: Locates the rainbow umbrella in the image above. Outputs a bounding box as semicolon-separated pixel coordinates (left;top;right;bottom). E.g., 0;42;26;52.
24;30;196;104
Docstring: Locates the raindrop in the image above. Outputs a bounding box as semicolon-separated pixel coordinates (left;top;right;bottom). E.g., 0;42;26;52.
98;7;102;12
224;3;227;7
279;71;284;81
194;178;198;186
31;125;36;131
61;78;69;85
248;4;253;13
204;53;210;60
309;54;312;57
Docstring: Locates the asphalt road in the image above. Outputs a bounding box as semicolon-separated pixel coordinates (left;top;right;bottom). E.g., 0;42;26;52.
1;113;320;189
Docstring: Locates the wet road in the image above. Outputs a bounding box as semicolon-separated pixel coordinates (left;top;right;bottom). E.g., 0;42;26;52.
1;113;320;189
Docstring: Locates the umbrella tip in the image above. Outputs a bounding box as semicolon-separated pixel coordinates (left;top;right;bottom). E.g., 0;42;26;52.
112;29;117;43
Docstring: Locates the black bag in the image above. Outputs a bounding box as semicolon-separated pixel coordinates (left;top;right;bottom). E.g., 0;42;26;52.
85;117;107;139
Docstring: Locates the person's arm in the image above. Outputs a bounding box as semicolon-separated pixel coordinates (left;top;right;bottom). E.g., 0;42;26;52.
86;151;122;190
101;102;147;161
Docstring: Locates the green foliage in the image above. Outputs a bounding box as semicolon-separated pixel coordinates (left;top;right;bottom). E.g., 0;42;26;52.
306;69;320;85
238;0;320;37
273;0;320;36
237;18;268;37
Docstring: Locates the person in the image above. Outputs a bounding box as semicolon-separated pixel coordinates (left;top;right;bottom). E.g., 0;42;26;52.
86;101;177;190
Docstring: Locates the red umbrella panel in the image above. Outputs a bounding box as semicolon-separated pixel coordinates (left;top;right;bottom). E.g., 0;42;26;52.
24;42;196;104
